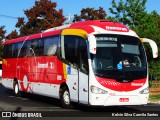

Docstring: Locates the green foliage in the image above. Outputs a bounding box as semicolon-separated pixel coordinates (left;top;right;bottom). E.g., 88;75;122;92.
109;0;147;26
109;0;160;80
73;7;107;22
131;11;160;42
149;95;160;100
105;16;118;22
131;11;160;80
149;61;160;80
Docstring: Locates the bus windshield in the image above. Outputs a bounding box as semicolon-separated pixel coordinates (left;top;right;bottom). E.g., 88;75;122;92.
91;34;147;81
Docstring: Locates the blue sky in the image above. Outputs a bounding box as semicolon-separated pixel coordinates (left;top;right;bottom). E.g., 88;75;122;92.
0;0;160;35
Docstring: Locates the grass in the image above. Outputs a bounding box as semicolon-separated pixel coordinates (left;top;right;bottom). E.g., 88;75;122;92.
149;81;160;101
149;94;160;101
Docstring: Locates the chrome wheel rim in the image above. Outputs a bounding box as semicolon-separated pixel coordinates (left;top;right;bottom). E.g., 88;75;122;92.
63;91;70;105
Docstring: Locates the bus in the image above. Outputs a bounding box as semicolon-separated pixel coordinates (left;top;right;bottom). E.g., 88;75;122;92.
2;20;158;108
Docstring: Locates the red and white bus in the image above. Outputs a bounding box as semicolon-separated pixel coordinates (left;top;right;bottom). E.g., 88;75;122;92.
2;20;158;108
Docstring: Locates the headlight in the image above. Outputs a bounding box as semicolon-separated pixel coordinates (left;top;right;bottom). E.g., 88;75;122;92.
90;85;108;94
139;87;149;94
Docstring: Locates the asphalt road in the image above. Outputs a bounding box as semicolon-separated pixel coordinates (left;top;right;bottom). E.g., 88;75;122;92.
0;81;160;120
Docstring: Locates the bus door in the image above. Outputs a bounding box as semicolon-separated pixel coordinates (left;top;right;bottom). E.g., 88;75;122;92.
78;40;89;104
61;29;89;104
60;35;79;102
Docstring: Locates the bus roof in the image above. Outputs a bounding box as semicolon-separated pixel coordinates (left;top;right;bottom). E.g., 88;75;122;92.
70;20;129;33
4;20;130;45
4;30;61;45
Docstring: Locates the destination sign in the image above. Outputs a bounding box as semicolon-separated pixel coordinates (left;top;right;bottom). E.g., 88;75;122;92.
96;37;117;41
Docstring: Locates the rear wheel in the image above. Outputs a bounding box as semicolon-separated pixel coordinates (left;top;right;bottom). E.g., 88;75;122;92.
60;87;73;109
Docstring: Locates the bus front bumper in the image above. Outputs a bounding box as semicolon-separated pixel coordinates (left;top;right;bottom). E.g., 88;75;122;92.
89;94;148;106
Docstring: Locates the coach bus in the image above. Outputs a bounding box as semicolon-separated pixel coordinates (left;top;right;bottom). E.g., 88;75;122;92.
2;20;158;108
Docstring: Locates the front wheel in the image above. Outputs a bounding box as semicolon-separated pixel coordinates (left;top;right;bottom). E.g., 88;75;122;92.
60;87;73;109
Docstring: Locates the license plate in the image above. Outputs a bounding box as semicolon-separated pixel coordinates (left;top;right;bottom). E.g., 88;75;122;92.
119;98;129;102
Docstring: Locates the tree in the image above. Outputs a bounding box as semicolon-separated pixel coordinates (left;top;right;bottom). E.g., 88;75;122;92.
73;7;107;22
109;0;160;80
0;26;6;60
109;0;147;26
134;11;160;40
131;11;160;80
16;0;65;36
105;16;118;22
6;30;19;40
131;11;160;59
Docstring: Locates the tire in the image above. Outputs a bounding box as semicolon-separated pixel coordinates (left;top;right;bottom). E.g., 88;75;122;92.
13;81;21;96
60;86;73;109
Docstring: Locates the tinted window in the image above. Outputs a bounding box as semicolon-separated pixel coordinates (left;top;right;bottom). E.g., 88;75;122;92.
60;35;89;71
79;40;88;74
29;39;43;56
43;36;59;56
3;44;13;58
13;42;23;57
3;42;23;58
92;34;147;80
19;41;28;57
61;35;80;64
3;35;59;58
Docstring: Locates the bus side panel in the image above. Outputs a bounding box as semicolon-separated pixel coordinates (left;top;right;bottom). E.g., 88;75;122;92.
17;56;66;98
2;58;17;78
2;58;17;89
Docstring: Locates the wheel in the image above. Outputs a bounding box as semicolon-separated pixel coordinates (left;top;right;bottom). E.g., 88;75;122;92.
13;81;21;96
60;86;73;109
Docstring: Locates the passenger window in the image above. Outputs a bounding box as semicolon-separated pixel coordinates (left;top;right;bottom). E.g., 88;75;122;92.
14;42;22;57
3;44;14;58
19;41;28;57
43;36;59;56
29;39;43;56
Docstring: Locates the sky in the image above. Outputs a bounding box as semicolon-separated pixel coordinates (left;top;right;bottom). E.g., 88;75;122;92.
0;0;160;35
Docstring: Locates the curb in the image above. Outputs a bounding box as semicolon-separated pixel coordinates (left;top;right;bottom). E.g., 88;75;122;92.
148;101;160;104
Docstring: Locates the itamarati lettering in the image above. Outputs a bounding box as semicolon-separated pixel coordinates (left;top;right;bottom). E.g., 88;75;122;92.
106;26;128;32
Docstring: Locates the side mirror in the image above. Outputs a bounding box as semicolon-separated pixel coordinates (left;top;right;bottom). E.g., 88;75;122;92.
87;34;96;54
141;38;158;58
